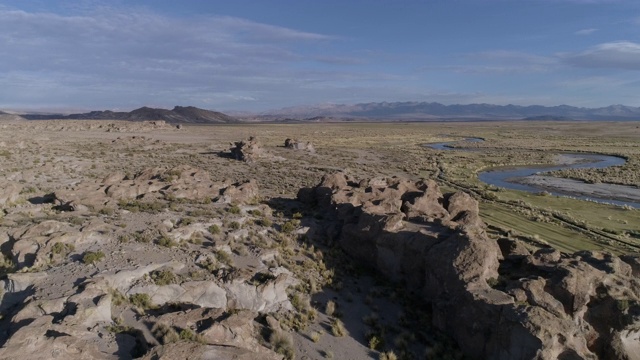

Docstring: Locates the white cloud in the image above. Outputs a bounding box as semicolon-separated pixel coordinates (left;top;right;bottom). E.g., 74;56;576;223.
562;41;640;70
574;28;598;35
0;7;352;110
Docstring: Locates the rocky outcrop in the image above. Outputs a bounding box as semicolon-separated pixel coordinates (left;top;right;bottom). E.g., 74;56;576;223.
0;256;293;359
147;308;282;359
284;138;315;153
230;137;265;163
299;172;640;360
53;165;258;210
0;182;22;207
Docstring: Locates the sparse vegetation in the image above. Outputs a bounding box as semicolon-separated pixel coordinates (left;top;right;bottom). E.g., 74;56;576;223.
325;300;336;316
151;269;177;285
157;234;178;248
129;293;155;310
151;322;179;344
51;242;74;255
269;330;295;360
118;199;166;213
331;318;347;337
82;251;105;264
379;351;398;360
208;224;221;234
215;249;233;266
280;221;297;233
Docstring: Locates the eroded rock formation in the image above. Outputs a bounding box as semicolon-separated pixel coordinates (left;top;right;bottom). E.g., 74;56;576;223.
230;136;265;163
53;165;258;211
284;138;315;153
298;172;640;360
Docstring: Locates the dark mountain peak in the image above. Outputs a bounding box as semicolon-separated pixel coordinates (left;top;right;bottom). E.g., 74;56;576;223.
22;106;237;123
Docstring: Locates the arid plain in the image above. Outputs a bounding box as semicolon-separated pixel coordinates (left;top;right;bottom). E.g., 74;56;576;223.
0;119;639;359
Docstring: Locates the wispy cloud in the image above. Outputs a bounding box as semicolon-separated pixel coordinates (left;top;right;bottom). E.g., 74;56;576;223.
0;6;353;110
313;56;366;65
562;41;640;70
574;28;598;35
421;50;557;74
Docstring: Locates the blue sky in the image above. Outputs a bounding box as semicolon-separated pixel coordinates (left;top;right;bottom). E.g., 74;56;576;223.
2;0;640;112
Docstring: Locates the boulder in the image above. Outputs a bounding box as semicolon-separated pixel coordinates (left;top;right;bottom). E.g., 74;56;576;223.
230;136;265;163
284;138;315;153
219;180;259;204
0;182;22;206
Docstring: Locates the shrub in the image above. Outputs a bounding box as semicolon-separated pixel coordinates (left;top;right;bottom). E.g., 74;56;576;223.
52;242;74;255
269;330;295;360
99;207;115;216
617;299;630;311
215;250;233;266
118;199;166;213
151;270;177;286
178;328;204;343
82;251;105;264
310;331;321;343
110;289;128;306
0;255;16;277
130;293;154;309
189;232;204;245
132;231;152;243
208;224;221;234
331;318;346;337
368;334;383;350
325;300;336;316
380;351;398;360
179;217;194;226
157;235;178;248
151;322;179;344
281;221;296;234
106;323;134;334
198;257;220;272
228;205;241;214
290;293;311;313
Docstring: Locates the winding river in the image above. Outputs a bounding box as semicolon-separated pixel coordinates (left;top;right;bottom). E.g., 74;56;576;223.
426;138;640;209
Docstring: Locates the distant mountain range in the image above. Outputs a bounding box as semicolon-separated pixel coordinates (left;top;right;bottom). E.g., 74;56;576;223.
23;106;238;123
258;102;640;121
9;102;640;122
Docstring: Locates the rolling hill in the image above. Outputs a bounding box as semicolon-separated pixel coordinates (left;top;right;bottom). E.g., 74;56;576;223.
23;106;238;123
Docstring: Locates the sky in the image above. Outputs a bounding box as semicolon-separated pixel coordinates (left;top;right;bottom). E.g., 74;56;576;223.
2;0;640;113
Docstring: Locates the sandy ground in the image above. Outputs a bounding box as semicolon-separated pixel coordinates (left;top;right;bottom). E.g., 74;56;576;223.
520;175;640;203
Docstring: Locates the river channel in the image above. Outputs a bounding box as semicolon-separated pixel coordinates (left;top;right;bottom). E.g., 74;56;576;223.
426;138;640;208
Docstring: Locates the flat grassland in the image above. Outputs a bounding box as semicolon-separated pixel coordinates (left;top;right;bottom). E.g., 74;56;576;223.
202;121;640;255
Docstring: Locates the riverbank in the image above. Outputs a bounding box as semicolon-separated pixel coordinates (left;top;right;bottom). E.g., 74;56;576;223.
427;138;637;208
516;175;640;205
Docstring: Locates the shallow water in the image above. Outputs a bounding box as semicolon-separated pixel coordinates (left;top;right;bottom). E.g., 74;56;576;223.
426;138;640;208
